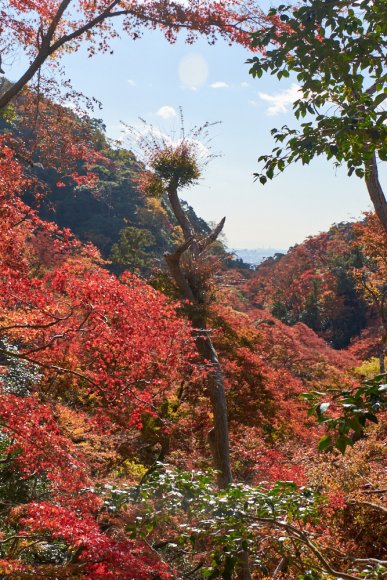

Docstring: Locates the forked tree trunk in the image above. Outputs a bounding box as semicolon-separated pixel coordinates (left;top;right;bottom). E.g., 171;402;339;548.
165;179;251;577
164;183;232;488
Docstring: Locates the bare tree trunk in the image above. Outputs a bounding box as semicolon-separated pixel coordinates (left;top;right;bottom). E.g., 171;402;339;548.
379;326;386;375
192;315;233;488
236;550;253;580
164;182;232;487
165;247;232;488
379;350;385;374
365;153;387;235
164;180;251;575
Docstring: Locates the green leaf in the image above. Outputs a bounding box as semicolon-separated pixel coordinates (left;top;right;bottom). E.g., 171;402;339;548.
364;413;378;424
318;435;332;452
336;435;352;454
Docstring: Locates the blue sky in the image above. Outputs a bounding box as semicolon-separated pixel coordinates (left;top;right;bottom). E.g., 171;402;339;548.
9;7;384;250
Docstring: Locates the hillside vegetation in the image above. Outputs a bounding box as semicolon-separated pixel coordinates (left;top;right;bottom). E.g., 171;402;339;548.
0;0;386;578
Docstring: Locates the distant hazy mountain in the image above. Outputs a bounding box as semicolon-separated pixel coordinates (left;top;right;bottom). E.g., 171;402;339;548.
231;248;286;266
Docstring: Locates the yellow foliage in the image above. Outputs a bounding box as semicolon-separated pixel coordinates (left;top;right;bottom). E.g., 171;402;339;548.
354;357;387;379
137;197;169;230
113;459;147;480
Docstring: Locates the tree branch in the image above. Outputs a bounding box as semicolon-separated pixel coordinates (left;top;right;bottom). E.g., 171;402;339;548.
197;217;226;254
164;238;195;302
347;499;387;515
167;181;195;242
252;517;362;580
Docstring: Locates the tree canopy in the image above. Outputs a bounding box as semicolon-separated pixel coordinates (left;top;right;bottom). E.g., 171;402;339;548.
0;0;264;111
248;0;387;231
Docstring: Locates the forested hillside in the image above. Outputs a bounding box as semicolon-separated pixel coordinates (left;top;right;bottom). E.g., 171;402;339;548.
246;224;368;348
0;0;386;578
243;217;387;361
0;82;212;271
